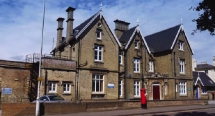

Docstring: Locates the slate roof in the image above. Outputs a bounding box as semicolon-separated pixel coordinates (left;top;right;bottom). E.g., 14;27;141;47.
119;26;137;44
193;71;215;87
51;10;121;52
196;64;215;70
145;25;181;53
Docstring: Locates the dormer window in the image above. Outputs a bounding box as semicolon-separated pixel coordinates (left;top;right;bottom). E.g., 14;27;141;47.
179;41;184;50
74;30;79;35
97;30;101;40
134;40;139;49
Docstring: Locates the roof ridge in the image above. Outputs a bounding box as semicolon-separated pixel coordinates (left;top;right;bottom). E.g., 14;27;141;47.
74;11;100;31
145;24;181;37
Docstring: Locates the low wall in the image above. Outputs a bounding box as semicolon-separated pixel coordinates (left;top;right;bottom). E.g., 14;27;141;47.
42;102;86;115
147;99;206;108
2;99;207;116
2;103;35;116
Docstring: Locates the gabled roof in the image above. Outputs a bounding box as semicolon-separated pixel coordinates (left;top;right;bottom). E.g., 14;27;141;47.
193;71;215;87
119;26;136;43
119;26;151;54
196;63;215;70
52;10;121;53
145;24;194;54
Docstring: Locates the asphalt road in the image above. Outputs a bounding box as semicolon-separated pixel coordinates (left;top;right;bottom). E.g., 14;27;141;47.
141;108;215;116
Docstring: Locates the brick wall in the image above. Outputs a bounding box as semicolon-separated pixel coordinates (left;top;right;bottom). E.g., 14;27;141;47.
147;99;206;108
2;103;35;116
0;60;33;103
42;102;86;115
2;100;206;115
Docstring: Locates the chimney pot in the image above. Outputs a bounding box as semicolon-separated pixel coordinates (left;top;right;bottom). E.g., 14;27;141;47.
57;17;64;30
66;7;76;42
56;17;65;48
114;19;130;38
66;7;76;20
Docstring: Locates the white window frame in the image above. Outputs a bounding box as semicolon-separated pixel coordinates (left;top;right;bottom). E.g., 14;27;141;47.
92;74;104;93
149;61;154;72
48;82;57;93
63;83;71;94
119;51;123;65
164;84;168;95
179;41;184;50
134;40;139;49
202;87;207;94
176;84;178;92
134;59;140;73
97;30;101;40
119;80;123;97
179;82;187;95
134;81;140;97
180;59;185;74
94;45;103;61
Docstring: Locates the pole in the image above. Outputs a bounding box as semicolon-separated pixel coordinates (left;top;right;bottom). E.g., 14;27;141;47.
36;0;46;115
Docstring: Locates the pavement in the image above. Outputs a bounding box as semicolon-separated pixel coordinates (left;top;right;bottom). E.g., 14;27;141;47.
45;104;215;116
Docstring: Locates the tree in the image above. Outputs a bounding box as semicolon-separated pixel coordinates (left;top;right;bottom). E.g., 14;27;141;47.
192;0;215;35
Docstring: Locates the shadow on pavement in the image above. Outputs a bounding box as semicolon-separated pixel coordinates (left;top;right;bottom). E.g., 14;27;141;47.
151;111;215;116
175;112;215;116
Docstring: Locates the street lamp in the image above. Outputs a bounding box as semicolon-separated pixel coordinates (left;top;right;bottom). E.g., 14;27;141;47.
36;0;46;115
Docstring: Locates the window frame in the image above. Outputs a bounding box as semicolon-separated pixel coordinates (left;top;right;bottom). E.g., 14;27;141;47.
201;87;207;94
134;59;140;73
92;74;104;93
96;30;101;40
180;59;185;74
134;81;140;97
149;61;154;72
134;40;139;49
119;80;123;97
179;41;184;50
48;82;57;93
63;82;71;94
179;82;187;95
119;51;123;65
94;45;103;61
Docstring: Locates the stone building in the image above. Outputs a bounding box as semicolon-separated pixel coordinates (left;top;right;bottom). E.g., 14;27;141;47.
195;58;215;82
193;71;215;100
114;20;154;100
0;6;196;103
51;7;121;101
145;24;194;100
39;57;76;101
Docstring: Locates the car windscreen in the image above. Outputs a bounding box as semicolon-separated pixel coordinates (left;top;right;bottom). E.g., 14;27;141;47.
49;95;64;101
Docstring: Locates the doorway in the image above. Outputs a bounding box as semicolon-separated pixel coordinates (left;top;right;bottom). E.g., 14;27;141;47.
153;84;160;100
196;86;199;99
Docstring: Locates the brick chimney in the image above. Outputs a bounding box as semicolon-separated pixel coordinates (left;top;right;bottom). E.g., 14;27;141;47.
66;7;76;42
56;17;64;47
114;19;130;38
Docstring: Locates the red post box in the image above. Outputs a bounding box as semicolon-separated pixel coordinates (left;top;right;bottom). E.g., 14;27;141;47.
140;88;147;109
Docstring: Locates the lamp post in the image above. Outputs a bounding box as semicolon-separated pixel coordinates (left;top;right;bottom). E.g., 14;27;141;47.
36;0;46;115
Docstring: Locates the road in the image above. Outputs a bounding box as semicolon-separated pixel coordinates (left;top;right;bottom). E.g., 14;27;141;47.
140;108;215;116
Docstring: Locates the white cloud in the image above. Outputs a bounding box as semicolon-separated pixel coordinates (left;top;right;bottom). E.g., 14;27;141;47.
0;0;214;64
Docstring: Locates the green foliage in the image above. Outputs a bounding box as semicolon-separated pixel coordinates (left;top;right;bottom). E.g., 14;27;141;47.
192;0;215;35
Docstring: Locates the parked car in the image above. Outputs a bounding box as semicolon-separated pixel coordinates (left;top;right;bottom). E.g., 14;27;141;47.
33;95;67;103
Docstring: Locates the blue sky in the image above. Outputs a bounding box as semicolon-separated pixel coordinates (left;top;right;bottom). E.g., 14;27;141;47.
0;0;214;65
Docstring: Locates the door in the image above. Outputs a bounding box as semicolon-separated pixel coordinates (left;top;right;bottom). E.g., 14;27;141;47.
153;85;160;100
196;86;199;99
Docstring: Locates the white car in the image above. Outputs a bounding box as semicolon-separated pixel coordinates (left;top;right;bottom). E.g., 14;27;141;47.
33;95;67;103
